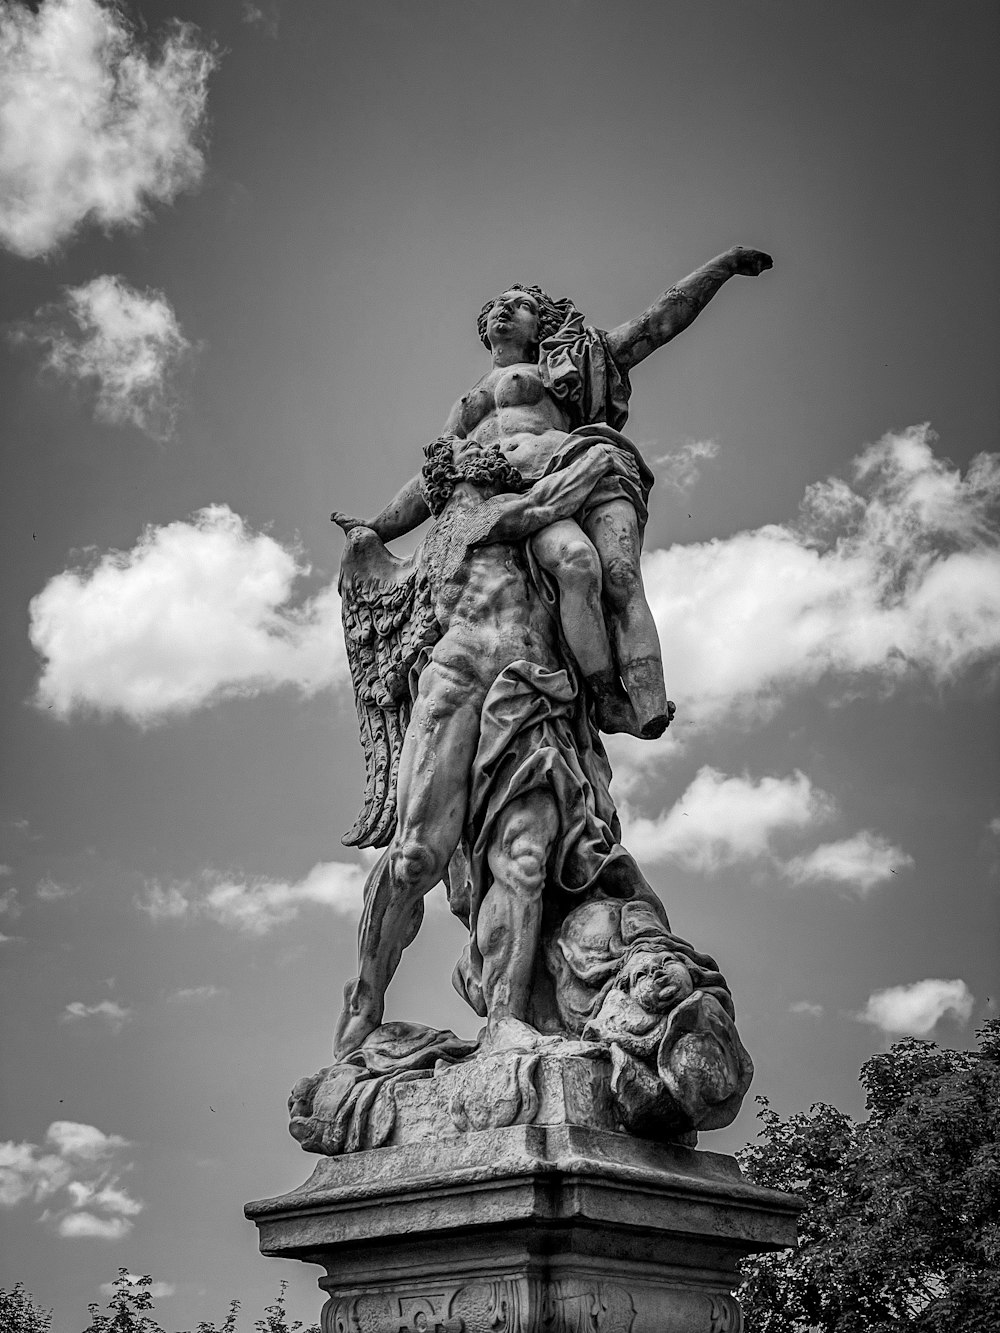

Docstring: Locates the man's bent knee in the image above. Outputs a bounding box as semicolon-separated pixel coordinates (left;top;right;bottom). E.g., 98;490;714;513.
389;837;445;894
496;834;548;901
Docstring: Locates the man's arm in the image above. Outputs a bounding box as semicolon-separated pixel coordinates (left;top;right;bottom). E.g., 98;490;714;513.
331;396;471;539
605;246;772;372
474;445;619;545
333;473;429;540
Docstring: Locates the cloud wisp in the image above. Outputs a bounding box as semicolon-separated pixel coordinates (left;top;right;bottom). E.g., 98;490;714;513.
15;276;194;439
29;505;346;724
620;766;833;873
857;978;975;1037
784;831;913;894
136;860;366;935
100;1275;175;1300
0;1120;141;1240
61;999;132;1032
35;876;79;901
643;426;1000;729
0;0;216;258
618;766;914;892
166;985;226;1004
653;437;719;494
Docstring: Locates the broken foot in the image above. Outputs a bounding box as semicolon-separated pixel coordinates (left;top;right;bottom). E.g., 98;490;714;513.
639;700;676;740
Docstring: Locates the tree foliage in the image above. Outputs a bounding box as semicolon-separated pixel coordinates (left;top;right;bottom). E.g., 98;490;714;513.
253;1283;317;1333
0;1282;52;1333
82;1272;163;1333
737;1020;1000;1331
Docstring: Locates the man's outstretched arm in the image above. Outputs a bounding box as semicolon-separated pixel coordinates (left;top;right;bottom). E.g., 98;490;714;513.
331;397;471;539
333;473;429;540
605;246;772;372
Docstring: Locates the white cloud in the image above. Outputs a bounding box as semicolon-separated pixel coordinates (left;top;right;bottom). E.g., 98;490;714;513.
620;766;833;872
57;1212;131;1240
28;425;998;733
0;932;24;945
61;1000;132;1032
0;0;216;258
30;505;346;724
46;1121;129;1161
989;817;1000;837
790;1001;824;1018
100;1275;175;1299
137;882;189;921
653;437;719;493
166;985;225;1004
643;427;1000;728
0;1120;140;1239
136;859;366;935
0;887;20;917
17;276;193;439
784;831;912;894
241;0;281;36
858;978;975;1036
36;876;78;901
0;864;11;876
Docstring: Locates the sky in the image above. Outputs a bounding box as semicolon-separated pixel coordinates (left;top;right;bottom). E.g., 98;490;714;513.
0;0;998;1327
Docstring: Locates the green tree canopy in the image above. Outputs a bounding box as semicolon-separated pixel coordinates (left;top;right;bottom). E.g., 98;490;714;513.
737;1019;1000;1331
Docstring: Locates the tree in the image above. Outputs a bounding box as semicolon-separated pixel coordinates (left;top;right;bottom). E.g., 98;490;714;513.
81;1272;163;1333
0;1283;52;1333
737;1019;1000;1331
176;1300;240;1333
253;1283;318;1333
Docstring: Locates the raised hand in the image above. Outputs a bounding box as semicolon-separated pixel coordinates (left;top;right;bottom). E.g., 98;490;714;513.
729;246;773;277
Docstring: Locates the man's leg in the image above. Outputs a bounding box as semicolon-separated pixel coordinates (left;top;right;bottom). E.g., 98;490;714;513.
333;669;482;1057
583;499;672;738
530;521;641;736
477;792;559;1028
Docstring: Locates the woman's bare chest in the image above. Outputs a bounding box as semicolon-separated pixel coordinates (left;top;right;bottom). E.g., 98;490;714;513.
458;363;547;432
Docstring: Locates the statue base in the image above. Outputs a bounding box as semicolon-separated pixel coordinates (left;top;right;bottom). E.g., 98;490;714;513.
245;1123;799;1333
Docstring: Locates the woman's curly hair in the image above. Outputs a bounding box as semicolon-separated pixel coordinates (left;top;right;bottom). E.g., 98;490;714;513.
421;434;525;516
476;284;578;351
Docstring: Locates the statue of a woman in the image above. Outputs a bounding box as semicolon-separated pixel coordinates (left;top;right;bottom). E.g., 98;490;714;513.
334;246;772;736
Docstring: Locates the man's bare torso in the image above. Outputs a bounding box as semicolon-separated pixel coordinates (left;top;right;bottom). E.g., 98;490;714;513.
423;487;558;695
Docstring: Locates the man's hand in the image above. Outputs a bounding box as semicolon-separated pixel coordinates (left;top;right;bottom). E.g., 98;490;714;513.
331;511;370;534
594;441;628;474
728;246;773;277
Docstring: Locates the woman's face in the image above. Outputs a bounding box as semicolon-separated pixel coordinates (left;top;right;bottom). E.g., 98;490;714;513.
486;289;540;351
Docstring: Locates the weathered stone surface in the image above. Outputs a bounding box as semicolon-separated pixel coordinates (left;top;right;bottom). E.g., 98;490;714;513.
246;1124;800;1332
328;253;775;1131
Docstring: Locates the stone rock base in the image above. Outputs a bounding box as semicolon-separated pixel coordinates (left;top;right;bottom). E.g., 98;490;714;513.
246;1125;799;1332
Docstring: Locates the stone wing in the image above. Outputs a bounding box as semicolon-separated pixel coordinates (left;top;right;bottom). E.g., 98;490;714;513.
339;527;439;848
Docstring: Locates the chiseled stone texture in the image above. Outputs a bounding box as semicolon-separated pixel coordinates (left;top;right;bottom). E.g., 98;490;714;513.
246;1123;800;1333
396;1045;619;1143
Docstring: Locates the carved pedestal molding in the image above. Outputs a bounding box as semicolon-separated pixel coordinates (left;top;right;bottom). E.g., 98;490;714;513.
246;1124;799;1333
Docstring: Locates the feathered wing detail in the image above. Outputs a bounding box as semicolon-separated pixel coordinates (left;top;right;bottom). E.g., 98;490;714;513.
339;527;440;848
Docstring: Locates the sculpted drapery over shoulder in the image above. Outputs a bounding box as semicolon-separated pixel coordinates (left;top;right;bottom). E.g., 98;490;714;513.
295;247;772;1156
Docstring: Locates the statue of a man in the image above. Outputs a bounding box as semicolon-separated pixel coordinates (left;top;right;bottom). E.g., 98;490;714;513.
334;433;642;1058
334;246;772;737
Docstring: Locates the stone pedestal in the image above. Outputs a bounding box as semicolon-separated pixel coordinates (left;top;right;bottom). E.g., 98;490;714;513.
246;1120;799;1333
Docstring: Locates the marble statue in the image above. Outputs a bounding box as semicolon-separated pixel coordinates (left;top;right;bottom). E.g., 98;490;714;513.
291;247;772;1157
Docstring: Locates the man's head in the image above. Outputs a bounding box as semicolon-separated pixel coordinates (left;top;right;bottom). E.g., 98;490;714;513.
421;434;525;516
476;284;575;353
